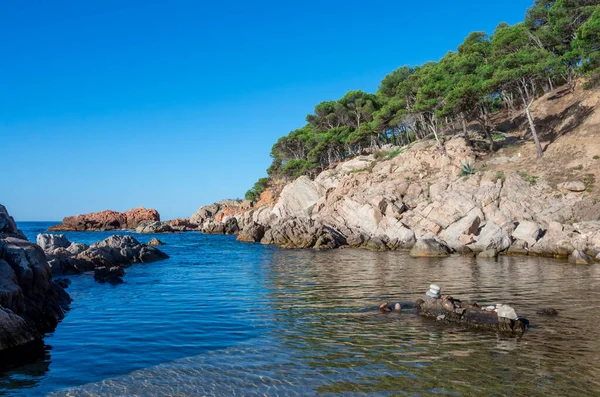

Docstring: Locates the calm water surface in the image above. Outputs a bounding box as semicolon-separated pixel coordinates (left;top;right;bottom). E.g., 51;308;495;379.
0;222;599;396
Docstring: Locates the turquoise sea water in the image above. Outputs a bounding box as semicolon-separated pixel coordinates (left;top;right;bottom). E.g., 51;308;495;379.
1;222;600;396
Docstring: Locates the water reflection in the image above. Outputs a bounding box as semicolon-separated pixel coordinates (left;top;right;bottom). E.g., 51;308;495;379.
0;341;50;393
51;249;600;396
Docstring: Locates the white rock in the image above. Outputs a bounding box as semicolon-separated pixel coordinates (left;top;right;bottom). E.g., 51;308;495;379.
512;221;541;247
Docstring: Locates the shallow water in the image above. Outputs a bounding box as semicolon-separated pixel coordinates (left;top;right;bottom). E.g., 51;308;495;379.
1;222;599;396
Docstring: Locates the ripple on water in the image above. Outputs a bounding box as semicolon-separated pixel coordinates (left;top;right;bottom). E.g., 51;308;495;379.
3;223;600;396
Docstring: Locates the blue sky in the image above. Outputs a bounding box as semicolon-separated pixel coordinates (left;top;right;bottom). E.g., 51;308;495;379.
1;0;532;221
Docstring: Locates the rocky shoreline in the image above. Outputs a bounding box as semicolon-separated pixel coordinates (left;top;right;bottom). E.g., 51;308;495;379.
0;205;71;352
184;136;600;263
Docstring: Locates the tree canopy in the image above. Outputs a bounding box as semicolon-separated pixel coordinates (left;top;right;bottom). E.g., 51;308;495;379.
245;1;600;199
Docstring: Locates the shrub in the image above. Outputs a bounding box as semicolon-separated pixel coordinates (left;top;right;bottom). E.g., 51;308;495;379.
244;177;270;201
459;161;474;176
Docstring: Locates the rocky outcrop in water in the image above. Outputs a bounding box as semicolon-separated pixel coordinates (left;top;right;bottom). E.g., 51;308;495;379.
38;234;169;282
0;205;71;352
415;295;528;334
48;207;160;231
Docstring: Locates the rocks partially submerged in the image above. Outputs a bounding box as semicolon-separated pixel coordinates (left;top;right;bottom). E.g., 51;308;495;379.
0;205;71;352
38;234;169;283
49;207;160;231
415;294;529;334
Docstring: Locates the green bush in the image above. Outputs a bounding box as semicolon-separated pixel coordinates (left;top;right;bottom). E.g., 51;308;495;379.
245;177;270;201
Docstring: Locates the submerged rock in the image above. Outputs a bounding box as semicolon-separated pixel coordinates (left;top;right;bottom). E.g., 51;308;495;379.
148;238;165;246
416;295;528;334
536;308;559;316
94;266;125;284
568;250;593;265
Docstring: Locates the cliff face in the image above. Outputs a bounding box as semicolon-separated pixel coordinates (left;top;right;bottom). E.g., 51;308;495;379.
49;207;160;231
0;205;71;352
191;84;600;262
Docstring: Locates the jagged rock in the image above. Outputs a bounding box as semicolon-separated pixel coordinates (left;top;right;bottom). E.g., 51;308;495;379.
469;222;511;254
49;207;160;231
410;239;452;257
237;223;265;243
313;226;347;250
261;218;318;249
0;205;71;352
512;221;541;246
569;250;593;264
202;222;225;234
135;221;174;234
0;205;26;239
67;242;89;255
597;253;600;262
439;209;483;250
224;218;239;235
47;235;169;277
36;234;70;252
148;238;165;246
272;176;324;219
167;218;200;231
558;181;587;192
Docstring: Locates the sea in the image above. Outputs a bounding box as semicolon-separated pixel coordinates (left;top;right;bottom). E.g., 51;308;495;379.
0;221;599;396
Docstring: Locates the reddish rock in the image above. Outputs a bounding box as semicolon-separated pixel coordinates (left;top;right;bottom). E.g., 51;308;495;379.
49;207;160;231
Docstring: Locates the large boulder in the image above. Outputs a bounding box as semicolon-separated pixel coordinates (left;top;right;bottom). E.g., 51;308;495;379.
237;223;265;243
271;176;324;219
0;206;71;352
49;207;160;231
511;221;541;247
135;221;174;234
36;234;70;252
468;222;511;254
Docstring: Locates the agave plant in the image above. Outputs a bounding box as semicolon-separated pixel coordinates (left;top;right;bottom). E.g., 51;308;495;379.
459;161;474;176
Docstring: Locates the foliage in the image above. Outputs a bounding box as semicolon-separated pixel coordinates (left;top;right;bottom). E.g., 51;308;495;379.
245;0;600;193
459;161;474;176
244;177;270;202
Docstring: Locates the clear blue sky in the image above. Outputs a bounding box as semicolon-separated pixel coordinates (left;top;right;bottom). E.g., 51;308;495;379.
1;0;532;221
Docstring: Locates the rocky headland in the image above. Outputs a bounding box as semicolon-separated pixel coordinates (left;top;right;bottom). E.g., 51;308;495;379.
49;207;160;231
0;205;71;352
186;85;600;263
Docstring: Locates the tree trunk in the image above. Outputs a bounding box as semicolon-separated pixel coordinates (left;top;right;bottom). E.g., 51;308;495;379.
461;113;472;147
525;101;544;157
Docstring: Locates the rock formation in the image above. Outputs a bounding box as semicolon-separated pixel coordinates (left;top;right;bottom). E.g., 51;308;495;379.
185;134;600;264
0;205;71;352
49;207;160;231
38;234;169;281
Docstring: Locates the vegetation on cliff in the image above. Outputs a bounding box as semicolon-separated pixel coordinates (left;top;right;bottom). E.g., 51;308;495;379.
246;0;600;198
